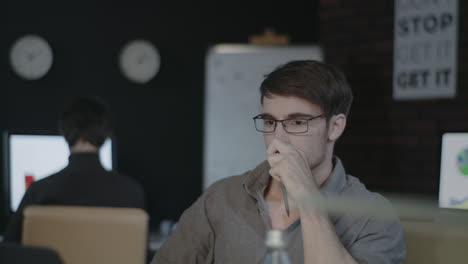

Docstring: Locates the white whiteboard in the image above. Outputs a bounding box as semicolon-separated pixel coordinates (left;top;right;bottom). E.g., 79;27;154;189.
203;44;323;189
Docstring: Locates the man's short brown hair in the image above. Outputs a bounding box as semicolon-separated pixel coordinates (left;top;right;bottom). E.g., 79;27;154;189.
260;60;353;119
59;97;112;148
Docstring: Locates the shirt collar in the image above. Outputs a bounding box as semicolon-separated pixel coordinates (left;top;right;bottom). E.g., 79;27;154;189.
67;152;102;170
320;156;347;196
242;160;270;200
242;156;347;199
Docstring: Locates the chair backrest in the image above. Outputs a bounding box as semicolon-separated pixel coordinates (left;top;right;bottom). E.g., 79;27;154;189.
22;205;148;264
402;220;468;264
0;242;63;264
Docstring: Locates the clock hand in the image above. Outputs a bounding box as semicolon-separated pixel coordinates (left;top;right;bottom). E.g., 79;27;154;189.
137;55;146;65
27;53;35;61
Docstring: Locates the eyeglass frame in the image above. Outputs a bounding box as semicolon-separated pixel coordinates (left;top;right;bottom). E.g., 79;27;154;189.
252;114;325;134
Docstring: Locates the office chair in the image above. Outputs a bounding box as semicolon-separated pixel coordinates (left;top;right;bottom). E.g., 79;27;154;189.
22;205;148;264
0;242;63;264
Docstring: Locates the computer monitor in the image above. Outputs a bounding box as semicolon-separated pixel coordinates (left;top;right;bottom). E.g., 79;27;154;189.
3;131;114;212
439;132;468;209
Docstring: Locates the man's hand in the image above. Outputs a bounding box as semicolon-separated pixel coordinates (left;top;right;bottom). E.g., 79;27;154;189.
266;138;319;204
267;139;358;264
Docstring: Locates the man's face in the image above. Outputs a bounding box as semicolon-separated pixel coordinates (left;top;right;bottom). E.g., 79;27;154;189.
261;94;329;170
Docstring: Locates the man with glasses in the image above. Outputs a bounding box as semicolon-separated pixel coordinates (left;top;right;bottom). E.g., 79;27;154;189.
152;61;405;264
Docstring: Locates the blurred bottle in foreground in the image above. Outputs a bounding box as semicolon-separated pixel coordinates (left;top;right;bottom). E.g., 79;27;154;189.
264;230;291;264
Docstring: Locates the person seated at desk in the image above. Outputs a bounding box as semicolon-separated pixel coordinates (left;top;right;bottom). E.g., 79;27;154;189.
152;61;406;264
3;97;145;243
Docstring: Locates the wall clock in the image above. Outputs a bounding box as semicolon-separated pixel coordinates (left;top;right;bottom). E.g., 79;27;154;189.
10;35;54;80
119;40;160;84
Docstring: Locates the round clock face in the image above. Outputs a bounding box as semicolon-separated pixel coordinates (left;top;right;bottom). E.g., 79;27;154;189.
119;40;160;84
10;35;54;80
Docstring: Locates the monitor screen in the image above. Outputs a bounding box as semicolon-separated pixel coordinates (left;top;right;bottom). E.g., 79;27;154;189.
4;133;113;212
439;132;468;209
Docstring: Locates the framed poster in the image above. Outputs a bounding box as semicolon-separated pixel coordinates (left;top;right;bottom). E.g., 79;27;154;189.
393;0;458;100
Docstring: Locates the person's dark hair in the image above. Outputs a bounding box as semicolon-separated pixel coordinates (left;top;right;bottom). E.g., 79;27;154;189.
260;60;353;119
59;97;112;148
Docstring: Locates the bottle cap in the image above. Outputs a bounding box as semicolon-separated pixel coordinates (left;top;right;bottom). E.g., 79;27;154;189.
265;230;286;248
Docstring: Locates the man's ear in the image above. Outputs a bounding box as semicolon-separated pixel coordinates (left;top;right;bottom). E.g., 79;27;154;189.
327;114;347;141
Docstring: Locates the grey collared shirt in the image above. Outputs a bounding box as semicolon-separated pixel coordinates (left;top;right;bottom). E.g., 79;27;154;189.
152;157;406;264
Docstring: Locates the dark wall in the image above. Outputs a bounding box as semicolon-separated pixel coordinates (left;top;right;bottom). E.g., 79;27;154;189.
0;0;319;231
320;0;468;195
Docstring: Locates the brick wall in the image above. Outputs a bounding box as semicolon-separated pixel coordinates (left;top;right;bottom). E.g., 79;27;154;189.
320;0;468;194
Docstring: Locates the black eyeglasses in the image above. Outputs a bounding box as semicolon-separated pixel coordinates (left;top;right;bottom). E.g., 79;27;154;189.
252;114;324;134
